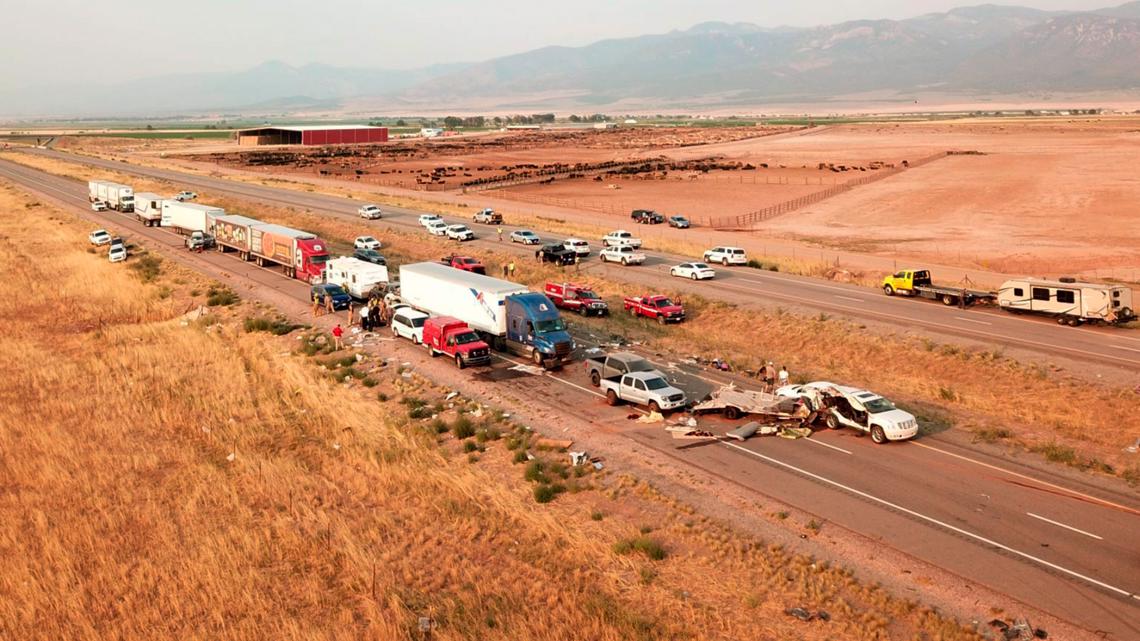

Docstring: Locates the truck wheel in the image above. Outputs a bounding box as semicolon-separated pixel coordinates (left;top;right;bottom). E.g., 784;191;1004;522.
656;314;666;325
722;258;729;266
621;258;628;265
883;285;895;296
532;350;544;366
606;390;619;406
825;413;841;430
724;406;741;420
628;307;638;317
579;306;589;316
426;342;436;357
941;294;955;306
590;371;601;387
648;401;661;414
870;425;887;444
455;354;465;369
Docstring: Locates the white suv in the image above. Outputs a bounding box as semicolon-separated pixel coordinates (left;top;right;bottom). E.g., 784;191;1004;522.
391;307;429;344
776;382;919;444
564;238;590;256
703;246;747;265
358;205;382;219
354;236;382;250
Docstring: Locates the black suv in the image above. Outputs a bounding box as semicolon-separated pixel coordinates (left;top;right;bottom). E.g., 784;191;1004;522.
630;209;664;224
353;248;387;265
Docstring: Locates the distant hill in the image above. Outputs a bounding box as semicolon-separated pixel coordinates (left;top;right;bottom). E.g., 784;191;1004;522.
4;3;1140;118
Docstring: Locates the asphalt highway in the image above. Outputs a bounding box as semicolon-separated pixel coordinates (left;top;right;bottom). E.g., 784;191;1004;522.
3;157;1138;640
14;147;1140;375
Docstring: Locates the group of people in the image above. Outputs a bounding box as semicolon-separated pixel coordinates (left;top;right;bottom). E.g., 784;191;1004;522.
311;290;335;317
759;361;790;391
357;294;392;332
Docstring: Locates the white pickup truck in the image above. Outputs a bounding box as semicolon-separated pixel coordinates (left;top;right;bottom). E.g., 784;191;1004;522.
599;245;646;265
599;371;687;413
601;230;642;248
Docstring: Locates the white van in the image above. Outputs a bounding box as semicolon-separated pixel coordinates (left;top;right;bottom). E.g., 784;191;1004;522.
998;278;1134;325
323;257;389;299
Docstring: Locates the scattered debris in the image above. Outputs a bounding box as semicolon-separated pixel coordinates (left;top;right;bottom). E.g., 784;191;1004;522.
1125;437;1140;454
785;607;813;622
637;411;664;424
445;391;459;401
509;364;546;376
569;451;589;466
693;384;808;422
536;438;574;450
988;618;1047;640
179;305;208;324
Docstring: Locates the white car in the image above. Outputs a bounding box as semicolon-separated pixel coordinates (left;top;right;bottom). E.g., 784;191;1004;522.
446;224;475;241
390;307;429;344
601;230;642;248
90;200;107;212
670;262;716;280
599;245;646;265
564;238;590;256
703;246;747;266
353;236;382;250
776;381;919;444
510;230;541;245
108;240;127;263
358;204;382;219
174;191;197;201
89;229;112;245
426;220;449;236
418;214;443;227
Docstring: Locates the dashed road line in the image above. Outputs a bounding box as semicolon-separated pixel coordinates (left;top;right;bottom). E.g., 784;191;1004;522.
1027;512;1104;541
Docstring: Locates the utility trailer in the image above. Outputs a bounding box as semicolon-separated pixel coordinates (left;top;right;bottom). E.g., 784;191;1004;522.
692;385;808;421
882;269;996;307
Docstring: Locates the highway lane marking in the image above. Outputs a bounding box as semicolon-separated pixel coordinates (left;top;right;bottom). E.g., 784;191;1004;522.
1117;345;1140;353
718;439;1138;600
11;154;1139;369
834;295;864;303
955;316;992;326
911;441;1140;517
803;438;853;455
1026;512;1103;540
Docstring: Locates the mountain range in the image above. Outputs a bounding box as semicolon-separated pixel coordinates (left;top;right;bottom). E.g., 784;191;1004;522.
5;2;1140;117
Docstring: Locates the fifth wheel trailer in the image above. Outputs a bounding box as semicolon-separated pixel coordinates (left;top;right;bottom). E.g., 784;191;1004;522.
398;262;574;368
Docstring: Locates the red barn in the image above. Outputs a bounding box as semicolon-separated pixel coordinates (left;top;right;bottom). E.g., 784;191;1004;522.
237;125;388;146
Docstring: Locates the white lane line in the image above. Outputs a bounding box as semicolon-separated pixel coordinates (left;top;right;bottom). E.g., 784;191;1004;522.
1117;345;1140;353
718;439;1138;600
803;438;853;455
1026;512;1103;540
910;441;1140;516
834;295;864;303
955;316;992;326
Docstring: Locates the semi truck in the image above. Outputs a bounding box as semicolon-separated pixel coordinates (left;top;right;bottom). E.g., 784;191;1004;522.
323;256;389;299
883;269;1134;326
398;262;575;368
161;201;223;235
207;213;330;283
134;192;164;226
88;181;134;212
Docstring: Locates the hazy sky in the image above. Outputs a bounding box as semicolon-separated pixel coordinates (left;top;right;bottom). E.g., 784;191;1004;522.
2;0;1110;86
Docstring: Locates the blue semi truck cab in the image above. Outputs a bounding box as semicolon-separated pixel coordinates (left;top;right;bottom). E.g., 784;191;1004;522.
506;292;575;368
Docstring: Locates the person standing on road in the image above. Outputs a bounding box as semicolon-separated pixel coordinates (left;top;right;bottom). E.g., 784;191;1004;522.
360;303;371;331
778;365;789;387
347;301;355;327
312;292;321;317
497;227;503;242
507;261;516;278
762;361;776;391
332;324;344;350
324;294;334;315
501;263;508;277
534;248;542;262
574;253;580;273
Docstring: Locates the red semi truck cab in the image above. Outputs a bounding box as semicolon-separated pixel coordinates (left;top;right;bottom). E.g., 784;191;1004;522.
422;316;492;369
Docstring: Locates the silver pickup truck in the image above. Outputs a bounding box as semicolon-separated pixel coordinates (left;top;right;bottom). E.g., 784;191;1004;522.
584;351;661;387
599;371;687;413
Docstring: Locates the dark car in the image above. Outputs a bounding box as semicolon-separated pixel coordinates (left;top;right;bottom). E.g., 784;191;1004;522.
539;243;576;265
630;209;664;224
311;283;352;310
668;215;691;229
353;248;387;266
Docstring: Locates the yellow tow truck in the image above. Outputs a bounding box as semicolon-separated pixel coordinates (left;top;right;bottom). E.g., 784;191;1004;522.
881;269;997;307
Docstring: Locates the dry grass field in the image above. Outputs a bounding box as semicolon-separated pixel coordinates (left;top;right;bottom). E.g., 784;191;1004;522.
0;182;994;640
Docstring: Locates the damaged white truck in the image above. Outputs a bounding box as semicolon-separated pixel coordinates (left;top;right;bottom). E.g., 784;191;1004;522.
776;382;919;444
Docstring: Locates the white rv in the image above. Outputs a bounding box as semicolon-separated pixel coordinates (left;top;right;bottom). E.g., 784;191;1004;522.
323;257;389;299
998;277;1134;325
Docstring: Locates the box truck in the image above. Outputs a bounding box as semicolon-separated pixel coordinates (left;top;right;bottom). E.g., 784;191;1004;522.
162;201;223;235
249;223;329;283
101;183;134;212
398;262;575;368
134;192;164;226
323;256;389;299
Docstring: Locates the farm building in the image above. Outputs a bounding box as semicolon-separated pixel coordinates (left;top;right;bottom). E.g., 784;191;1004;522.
236;125;389;146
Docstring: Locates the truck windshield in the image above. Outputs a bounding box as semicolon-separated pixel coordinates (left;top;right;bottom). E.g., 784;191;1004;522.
311;254;329;265
578;290;598;299
863;397;896;413
654;298;674;307
626;359;653;372
454;332;481;345
644;377;669;390
533;318;566;333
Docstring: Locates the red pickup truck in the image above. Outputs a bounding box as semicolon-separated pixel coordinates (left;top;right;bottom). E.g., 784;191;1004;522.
623;294;685;324
441;254;486;274
422;317;492;369
544;282;609;316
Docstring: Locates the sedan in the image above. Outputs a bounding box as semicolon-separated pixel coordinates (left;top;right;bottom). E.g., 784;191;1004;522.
354;248;387;265
311;283;352;310
670;262;715;280
89;229;112;245
668;216;690;229
418;214;443;227
510;230;541;245
446;224;475;241
90;200;107;212
358;204;382;219
354;236;382;250
426;220;449;236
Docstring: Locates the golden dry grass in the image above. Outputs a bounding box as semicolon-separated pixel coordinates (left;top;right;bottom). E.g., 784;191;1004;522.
0;181;988;640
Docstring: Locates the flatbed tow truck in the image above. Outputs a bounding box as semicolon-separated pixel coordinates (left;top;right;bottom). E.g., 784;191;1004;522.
881;269;996;307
